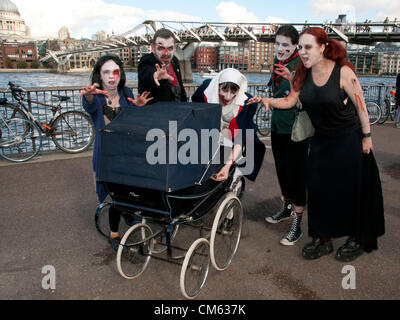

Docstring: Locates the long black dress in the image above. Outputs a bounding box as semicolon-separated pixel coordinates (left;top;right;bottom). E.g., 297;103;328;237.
299;63;364;239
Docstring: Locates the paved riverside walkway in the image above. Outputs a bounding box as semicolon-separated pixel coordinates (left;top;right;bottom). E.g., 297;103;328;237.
0;122;399;301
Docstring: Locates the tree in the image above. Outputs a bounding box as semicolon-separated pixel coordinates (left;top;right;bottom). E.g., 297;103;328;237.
16;61;27;69
5;57;13;68
31;60;40;69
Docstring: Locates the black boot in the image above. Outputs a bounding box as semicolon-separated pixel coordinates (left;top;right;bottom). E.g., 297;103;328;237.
335;237;364;262
265;197;293;224
302;238;333;260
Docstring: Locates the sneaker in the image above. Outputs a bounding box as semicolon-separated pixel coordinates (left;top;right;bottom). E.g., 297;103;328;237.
395;123;400;128
109;235;121;252
302;238;333;260
265;198;293;224
335;237;364;262
280;212;302;246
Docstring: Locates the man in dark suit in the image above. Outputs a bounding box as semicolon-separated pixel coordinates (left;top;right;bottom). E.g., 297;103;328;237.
138;28;187;104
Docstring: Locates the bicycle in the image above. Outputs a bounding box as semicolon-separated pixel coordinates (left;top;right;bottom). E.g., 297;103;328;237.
362;87;382;125
0;113;42;162
0;82;94;159
377;89;397;124
254;86;272;136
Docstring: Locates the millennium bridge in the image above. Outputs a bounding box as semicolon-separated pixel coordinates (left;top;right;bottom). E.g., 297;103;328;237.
40;19;400;76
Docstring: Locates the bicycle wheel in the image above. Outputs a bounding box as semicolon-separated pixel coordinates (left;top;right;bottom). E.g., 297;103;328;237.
255;105;271;136
366;101;382;125
0;103;27;121
378;102;390;124
51;111;94;153
0;118;42;162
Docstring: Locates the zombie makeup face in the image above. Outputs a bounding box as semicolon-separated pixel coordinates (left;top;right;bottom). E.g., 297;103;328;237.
219;82;240;106
100;60;120;91
152;37;175;66
275;35;297;61
298;34;325;68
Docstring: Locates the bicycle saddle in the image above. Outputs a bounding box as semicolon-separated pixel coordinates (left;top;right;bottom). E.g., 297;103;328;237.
53;95;71;102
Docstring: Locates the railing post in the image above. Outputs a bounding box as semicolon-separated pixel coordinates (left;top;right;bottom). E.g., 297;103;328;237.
27;91;33;114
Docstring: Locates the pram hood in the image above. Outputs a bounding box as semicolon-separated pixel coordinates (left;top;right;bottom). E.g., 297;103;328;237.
98;101;222;192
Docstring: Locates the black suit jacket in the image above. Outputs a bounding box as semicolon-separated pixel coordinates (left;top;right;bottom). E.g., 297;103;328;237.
138;53;187;104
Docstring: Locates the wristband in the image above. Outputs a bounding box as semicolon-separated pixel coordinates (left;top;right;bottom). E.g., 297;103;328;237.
362;132;371;138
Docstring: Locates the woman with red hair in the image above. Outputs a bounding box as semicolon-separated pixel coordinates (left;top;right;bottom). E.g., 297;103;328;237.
248;27;384;262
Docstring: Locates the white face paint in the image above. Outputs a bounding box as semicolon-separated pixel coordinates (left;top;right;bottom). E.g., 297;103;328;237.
219;84;239;106
100;60;120;91
275;35;297;61
151;37;175;66
298;34;324;69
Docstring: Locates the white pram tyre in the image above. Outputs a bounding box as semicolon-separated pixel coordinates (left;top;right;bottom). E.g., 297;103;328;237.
180;238;210;299
117;223;154;279
210;193;243;271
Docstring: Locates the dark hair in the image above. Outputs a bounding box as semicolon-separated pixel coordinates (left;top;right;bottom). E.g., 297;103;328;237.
219;82;240;93
292;27;355;92
275;25;299;45
152;28;176;45
91;55;126;90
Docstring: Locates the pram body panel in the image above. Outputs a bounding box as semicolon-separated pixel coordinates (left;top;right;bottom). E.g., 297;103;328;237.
98;101;222;192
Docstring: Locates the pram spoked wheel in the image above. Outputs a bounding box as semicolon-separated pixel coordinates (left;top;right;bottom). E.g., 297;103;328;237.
94;201;112;238
180;238;211;299
210;192;243;271
117;223;154;279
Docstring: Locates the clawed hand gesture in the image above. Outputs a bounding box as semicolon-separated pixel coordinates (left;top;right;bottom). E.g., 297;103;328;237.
127;91;153;106
79;83;108;101
153;63;174;86
247;96;270;111
274;64;293;82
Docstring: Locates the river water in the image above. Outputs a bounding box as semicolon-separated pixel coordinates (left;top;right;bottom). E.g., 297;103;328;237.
0;71;396;89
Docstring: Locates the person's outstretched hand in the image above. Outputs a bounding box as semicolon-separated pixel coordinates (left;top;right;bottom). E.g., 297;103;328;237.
153;64;174;86
128;91;153;106
79;83;108;103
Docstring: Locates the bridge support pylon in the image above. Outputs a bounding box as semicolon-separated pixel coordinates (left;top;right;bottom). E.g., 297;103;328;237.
175;43;199;83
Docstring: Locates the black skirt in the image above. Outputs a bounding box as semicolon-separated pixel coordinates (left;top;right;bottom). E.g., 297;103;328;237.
307;128;363;239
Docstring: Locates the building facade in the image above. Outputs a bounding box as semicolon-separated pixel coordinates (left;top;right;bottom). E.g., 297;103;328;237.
0;0;30;40
0;41;38;68
217;42;249;72
191;45;217;72
348;51;382;75
380;52;400;75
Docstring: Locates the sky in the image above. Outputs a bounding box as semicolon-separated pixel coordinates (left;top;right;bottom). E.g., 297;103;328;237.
12;0;400;39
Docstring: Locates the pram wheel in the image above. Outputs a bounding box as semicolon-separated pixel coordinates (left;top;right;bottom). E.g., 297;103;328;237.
180;238;210;299
94;201;111;238
117;223;154;279
210;193;243;271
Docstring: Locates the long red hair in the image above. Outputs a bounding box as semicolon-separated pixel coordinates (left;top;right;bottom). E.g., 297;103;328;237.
292;27;355;92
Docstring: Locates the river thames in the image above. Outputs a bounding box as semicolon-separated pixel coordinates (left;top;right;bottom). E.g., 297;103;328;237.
0;71;396;89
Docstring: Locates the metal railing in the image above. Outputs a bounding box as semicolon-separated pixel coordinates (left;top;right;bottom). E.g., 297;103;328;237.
0;83;396;155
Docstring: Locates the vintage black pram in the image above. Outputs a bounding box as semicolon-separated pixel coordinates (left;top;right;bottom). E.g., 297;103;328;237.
94;101;244;299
